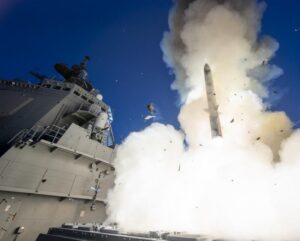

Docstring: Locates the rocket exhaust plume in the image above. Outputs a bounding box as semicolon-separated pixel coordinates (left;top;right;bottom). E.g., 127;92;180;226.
106;1;300;240
204;63;222;137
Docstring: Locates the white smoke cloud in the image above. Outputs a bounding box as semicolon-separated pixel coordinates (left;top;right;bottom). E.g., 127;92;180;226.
106;1;300;240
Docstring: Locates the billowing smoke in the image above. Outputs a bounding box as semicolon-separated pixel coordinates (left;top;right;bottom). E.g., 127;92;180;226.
106;1;300;240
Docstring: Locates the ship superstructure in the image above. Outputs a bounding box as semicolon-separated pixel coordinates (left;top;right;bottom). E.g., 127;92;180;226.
0;57;116;241
0;59;231;241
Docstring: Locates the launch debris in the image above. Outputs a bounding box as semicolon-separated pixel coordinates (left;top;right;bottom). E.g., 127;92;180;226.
144;115;155;121
147;103;156;114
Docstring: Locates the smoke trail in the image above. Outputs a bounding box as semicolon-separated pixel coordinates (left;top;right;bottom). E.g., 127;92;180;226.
106;1;300;240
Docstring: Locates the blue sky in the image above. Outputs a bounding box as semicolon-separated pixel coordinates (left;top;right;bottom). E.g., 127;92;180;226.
0;0;300;143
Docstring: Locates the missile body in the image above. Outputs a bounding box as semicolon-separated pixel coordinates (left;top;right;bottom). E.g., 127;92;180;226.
204;64;222;137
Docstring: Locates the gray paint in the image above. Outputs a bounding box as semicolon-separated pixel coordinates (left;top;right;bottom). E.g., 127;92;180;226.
0;78;116;241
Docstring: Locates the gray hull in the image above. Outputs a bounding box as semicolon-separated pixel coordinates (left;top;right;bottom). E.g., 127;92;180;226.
0;69;116;241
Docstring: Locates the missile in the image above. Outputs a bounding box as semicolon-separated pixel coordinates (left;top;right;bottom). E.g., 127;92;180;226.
204;64;222;137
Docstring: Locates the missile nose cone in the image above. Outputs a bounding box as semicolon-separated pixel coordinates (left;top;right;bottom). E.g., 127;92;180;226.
204;63;211;73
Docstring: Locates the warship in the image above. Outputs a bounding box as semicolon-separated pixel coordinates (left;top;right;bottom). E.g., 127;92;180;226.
0;59;226;241
0;57;116;241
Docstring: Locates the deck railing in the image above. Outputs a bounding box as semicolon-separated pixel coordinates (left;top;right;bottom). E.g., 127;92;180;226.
9;125;67;145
